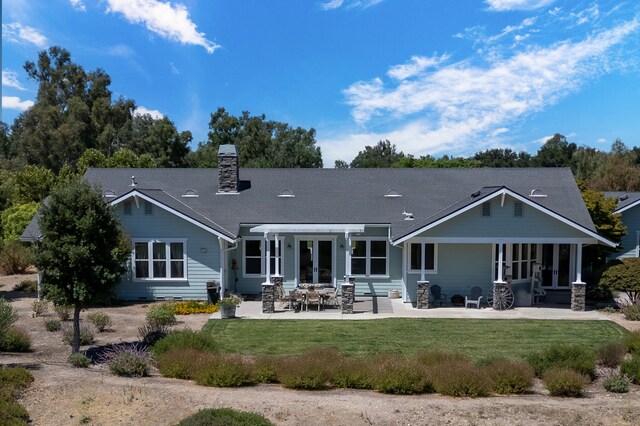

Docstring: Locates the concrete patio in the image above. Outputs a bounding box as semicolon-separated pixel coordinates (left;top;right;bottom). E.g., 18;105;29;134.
210;296;610;321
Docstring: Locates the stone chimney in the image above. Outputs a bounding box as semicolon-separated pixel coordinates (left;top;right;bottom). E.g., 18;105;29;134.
217;144;239;194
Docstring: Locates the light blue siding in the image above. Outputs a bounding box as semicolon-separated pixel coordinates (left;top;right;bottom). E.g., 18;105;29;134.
427;195;588;239
117;201;220;300
616;208;640;259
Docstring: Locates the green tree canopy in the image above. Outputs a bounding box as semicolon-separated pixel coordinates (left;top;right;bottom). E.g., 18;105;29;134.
37;179;130;352
1;202;39;242
128;114;191;167
12;165;55;204
393;155;480;168
350;140;405;168
599;258;640;305
473;148;532;168
534;134;577;168
189;107;322;168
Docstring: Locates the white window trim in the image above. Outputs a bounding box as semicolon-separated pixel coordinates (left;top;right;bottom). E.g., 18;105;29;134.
350;237;389;278
492;243;539;284
242;236;285;278
132;238;188;282
636;231;640;257
407;242;438;274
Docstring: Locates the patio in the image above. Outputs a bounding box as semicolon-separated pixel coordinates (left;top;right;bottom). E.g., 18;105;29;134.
210;296;610;320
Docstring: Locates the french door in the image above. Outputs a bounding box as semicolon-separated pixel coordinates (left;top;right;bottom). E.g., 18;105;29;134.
297;239;334;285
541;244;572;288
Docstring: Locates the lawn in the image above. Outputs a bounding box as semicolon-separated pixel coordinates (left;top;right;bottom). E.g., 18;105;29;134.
202;318;627;360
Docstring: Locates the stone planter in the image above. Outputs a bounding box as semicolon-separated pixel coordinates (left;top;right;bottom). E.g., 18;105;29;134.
387;289;400;299
220;305;237;319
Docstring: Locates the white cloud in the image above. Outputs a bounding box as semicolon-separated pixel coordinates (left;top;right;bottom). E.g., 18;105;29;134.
2;96;34;111
105;44;135;57
597;138;608;144
387;54;450;80
135;106;164;120
105;0;220;53
69;0;86;12
570;4;600;26
2;70;26;90
340;19;638;159
2;22;47;48
485;0;556;11
321;0;384;11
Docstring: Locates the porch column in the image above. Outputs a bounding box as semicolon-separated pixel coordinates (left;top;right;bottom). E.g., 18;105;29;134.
497;243;504;283
571;244;586;311
274;233;280;276
493;243;506;310
264;232;271;282
345;232;352;278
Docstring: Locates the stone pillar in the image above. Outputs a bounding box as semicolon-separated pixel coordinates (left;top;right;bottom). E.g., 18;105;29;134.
217;145;239;193
417;281;430;309
492;282;508;310
262;282;275;314
571;282;586;311
341;277;355;314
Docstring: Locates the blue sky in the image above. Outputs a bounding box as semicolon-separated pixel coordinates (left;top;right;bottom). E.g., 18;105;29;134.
2;0;639;166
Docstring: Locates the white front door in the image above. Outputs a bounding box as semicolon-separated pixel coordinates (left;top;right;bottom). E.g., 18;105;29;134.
297;239;334;285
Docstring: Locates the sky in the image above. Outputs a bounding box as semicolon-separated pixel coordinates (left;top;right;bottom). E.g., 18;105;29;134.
2;0;640;166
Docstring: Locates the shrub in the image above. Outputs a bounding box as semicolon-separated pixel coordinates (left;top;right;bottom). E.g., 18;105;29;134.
0;241;34;275
276;348;340;391
622;331;640;355
157;348;213;380
68;353;91;368
526;345;597;379
370;354;432;395
429;361;492;397
195;353;253;387
485;359;534;394
177;408;274;426
413;349;470;367
597;341;626;368
61;323;95;346
152;329;218;355
101;343;154;377
620;357;640;384
252;355;279;384
14;280;37;293
138;324;170;346
543;368;589;397
0;367;34;391
0;297;18;333
622;304;640;321
0;327;31;352
31;299;49;317
172;301;219;315
44;319;61;332
331;356;373;389
87;311;111;332
146;303;177;327
54;304;72;321
603;374;630;393
0;367;34;426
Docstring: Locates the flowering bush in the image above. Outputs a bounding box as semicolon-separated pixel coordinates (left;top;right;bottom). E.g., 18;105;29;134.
100;343;154;377
172;301;219;315
217;294;242;308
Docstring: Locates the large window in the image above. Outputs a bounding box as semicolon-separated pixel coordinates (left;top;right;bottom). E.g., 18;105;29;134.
493;243;538;282
134;239;186;280
243;237;283;277
408;242;437;273
350;239;388;276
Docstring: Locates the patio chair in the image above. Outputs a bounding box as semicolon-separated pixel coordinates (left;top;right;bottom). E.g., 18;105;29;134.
465;286;483;309
323;287;340;309
284;290;304;312
429;284;447;307
305;290;322;311
274;283;286;308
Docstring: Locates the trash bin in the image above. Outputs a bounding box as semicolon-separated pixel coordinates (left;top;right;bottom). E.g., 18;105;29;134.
206;280;220;304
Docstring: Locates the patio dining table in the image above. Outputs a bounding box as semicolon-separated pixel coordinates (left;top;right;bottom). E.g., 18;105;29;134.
288;287;336;311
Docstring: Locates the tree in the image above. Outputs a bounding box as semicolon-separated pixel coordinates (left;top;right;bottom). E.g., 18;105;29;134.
1;202;39;241
473;148;531;168
12;165;55;204
587;140;640;191
334;160;349;169
36;179;130;353
534;134;577;168
393;155;480;168
189;107;322;168
350;140;405;168
128;115;191;167
599;258;640;305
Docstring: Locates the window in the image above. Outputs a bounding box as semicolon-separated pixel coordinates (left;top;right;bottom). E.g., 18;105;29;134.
133;240;186;280
243;237;283;277
514;201;523;217
350;239;388;276
493;243;538;282
144;201;153;215
123;201;132;215
408;242;437;273
482;202;491;217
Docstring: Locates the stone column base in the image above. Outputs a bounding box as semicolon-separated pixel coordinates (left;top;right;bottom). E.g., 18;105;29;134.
571;282;586;311
342;278;355;314
417;281;430;309
262;282;275;314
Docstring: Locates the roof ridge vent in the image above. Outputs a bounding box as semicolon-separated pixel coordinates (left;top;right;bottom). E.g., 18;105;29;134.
277;189;295;198
619;194;629;201
529;188;547;198
471;190;481;198
384;189;402;198
181;189;199;198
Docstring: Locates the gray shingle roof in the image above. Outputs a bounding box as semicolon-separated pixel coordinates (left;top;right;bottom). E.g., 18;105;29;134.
71;167;594;241
603;191;640;212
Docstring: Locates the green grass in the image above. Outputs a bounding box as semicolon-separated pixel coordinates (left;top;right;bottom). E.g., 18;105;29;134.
202;318;627;360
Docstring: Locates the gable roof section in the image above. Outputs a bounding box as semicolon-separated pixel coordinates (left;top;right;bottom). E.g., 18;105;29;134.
604;191;640;214
394;186;616;247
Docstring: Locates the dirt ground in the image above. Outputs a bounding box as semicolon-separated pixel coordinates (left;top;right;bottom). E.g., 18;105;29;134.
2;273;640;426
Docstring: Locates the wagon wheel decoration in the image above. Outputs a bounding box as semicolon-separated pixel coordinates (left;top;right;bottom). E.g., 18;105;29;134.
486;284;515;310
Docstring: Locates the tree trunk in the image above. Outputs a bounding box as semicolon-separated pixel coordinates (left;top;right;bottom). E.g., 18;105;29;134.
72;304;82;353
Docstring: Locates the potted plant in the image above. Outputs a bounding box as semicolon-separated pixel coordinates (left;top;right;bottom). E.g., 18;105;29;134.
217;294;242;319
388;289;400;299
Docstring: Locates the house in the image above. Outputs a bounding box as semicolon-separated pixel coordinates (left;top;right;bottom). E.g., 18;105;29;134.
21;145;615;310
605;192;640;260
